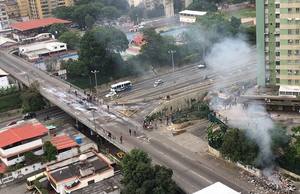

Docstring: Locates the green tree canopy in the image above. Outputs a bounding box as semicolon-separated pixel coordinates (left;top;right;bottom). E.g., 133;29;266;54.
101;6;121;20
58;31;81;50
140;28;177;67
48;23;68;38
220;128;259;165
121;149;178;194
44;141;57;162
79;27;128;78
187;0;217;12
21;81;46;113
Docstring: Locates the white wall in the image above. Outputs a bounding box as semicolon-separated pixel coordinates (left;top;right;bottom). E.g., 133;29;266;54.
0;76;9;89
0;139;44;166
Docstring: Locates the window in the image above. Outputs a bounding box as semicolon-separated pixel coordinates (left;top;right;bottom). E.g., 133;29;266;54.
288;80;292;85
288;70;293;75
297;8;300;13
296;29;300;35
276;14;280;18
276;61;280;65
288;50;292;55
296;60;300;64
296;80;299;84
276;23;280;28
288;29;292;35
295;50;300;55
276;52;280;56
288;39;293;45
296;40;300;45
288;8;292;13
276;4;280;8
276;42;280;47
288;60;292;65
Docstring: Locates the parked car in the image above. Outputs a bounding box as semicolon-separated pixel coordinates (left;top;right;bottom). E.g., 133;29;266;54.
197;64;206;69
105;90;117;98
154;79;164;87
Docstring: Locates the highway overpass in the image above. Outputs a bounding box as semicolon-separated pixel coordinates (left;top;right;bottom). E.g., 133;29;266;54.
0;51;257;194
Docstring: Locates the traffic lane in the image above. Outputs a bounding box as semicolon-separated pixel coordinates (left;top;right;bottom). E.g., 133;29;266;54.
0;52;255;193
146;138;250;194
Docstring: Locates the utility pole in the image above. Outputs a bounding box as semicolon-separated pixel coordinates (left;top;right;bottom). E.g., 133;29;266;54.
168;50;176;73
91;70;99;94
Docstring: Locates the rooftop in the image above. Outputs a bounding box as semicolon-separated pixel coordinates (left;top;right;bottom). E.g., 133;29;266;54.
51;134;78;150
47;150;112;183
11;17;71;32
72;173;122;194
0;119;48;148
193;182;241;194
179;10;207;16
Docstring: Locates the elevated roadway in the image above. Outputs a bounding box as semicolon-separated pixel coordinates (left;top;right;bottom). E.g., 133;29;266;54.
0;51;258;194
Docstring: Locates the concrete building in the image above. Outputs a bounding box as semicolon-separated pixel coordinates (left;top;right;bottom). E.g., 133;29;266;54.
0;68;10;88
45;150;115;194
179;10;207;23
16;0;73;19
19;41;67;61
0;3;9;30
4;0;21;19
50;134;79;161
0;119;48;166
256;0;300;95
11;17;70;42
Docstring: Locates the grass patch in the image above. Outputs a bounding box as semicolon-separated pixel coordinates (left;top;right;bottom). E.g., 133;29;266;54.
0;92;22;113
224;8;256;19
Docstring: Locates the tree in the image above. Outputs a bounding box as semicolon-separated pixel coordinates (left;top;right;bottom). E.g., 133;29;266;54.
21;82;46;113
58;31;81;50
62;59;88;77
121;149;178;194
129;5;145;24
187;0;217;12
53;6;75;20
48;23;68;38
85;14;95;29
140;28;177;67
44;141;57;162
24;152;39;165
101;6;121;20
220;128;258;165
79;27;128;78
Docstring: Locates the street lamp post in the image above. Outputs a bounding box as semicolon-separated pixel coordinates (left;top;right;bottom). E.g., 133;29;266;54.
91;70;99;94
168;50;176;73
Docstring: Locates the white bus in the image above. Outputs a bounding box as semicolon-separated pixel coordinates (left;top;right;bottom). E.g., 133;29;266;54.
111;81;132;92
26;172;46;190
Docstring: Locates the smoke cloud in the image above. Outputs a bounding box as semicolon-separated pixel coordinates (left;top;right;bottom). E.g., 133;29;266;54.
205;37;276;168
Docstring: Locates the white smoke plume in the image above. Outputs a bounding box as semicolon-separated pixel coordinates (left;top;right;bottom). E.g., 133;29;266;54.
205;37;276;167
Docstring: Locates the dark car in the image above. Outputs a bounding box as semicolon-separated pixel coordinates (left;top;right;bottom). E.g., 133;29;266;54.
23;112;36;120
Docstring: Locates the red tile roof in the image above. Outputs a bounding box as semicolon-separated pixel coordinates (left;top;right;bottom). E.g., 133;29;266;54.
132;33;145;46
0;122;48;148
51;135;78;150
0;162;6;173
11;17;71;31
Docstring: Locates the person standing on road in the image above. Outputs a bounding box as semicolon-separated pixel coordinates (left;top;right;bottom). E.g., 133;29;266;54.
120;135;123;144
129;129;132;136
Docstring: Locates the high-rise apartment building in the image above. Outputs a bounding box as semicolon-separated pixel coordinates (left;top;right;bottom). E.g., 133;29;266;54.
0;3;9;30
16;0;73;19
257;0;300;94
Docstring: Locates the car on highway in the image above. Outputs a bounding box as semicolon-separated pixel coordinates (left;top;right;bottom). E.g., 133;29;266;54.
105;90;117;98
197;64;206;69
154;79;164;87
23;112;36;120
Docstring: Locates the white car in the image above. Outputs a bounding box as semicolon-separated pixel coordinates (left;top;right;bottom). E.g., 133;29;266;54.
197;64;206;69
105;90;117;98
154;79;164;87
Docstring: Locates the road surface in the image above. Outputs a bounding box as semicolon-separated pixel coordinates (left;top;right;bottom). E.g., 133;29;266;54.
0;50;260;194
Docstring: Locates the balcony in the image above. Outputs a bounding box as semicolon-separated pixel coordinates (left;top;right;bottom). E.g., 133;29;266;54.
0;139;43;157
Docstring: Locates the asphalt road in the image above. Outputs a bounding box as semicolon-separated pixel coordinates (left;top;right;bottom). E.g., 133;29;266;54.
0;50;260;194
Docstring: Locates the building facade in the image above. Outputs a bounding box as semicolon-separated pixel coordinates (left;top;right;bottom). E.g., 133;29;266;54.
16;0;73;19
0;120;48;166
0;3;9;30
257;0;300;94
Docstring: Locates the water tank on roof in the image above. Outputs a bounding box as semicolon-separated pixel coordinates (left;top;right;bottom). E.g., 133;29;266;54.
75;136;82;144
